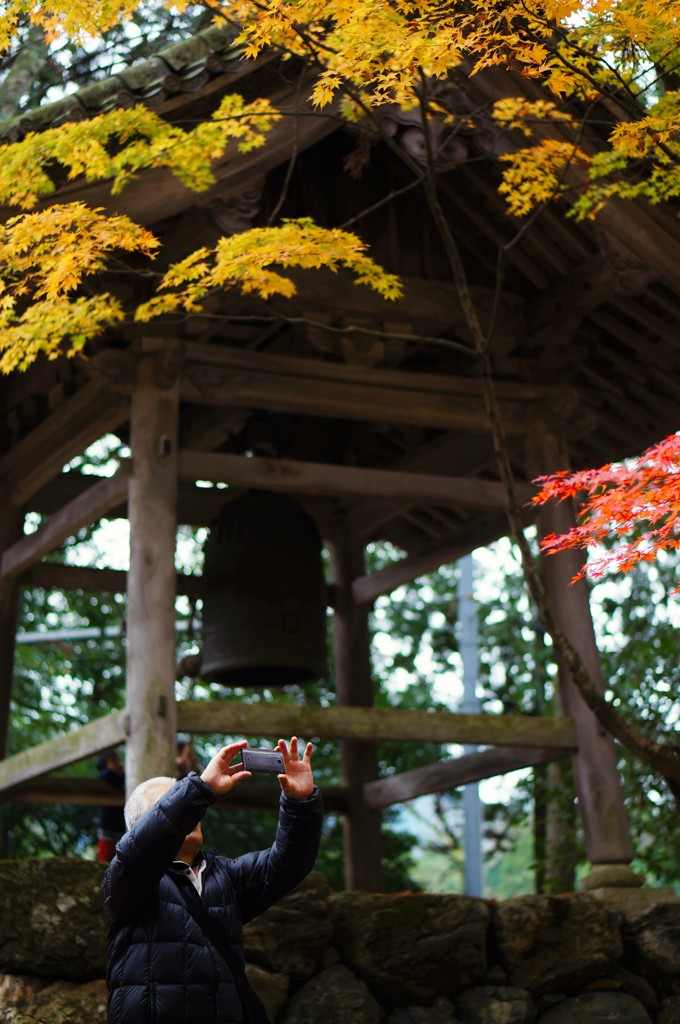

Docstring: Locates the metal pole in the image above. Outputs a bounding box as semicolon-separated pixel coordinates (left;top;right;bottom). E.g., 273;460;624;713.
459;553;483;897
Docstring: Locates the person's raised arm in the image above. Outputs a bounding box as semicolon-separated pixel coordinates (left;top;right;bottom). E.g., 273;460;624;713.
229;736;323;922
105;741;251;924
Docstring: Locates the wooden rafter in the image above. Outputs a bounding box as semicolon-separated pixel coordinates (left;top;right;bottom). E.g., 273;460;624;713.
596;199;680;292
37;78;336;228
1;465;130;579
0;711;127;794
352;514;511;604
0;380;129;506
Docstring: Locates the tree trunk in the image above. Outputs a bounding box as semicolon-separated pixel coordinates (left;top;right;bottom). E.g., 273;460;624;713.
527;427;634;866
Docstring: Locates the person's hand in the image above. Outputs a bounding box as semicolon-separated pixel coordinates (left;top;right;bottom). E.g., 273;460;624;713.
200;740;250;795
276;736;314;800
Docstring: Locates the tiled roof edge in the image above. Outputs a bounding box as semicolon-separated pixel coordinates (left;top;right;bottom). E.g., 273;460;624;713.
0;22;242;142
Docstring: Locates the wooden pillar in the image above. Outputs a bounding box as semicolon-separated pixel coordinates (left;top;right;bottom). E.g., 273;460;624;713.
329;510;385;891
527;427;634;868
125;353;180;795
0;494;24;759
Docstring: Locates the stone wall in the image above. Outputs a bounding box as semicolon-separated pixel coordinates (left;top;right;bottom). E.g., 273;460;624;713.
0;859;679;1024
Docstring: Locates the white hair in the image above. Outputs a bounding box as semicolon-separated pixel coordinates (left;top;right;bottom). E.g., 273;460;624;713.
124;776;177;829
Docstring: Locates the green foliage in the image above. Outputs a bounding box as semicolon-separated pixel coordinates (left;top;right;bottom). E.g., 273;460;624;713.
367;541;550;894
6;504;678;891
476;539;680;889
1;802;98;859
484;821;537;899
3;564;126;859
595;556;680;885
11;538;126;755
5;486;423;889
475;543;556;717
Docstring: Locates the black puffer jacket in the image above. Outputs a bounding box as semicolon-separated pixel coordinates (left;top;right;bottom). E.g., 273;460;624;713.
104;772;323;1024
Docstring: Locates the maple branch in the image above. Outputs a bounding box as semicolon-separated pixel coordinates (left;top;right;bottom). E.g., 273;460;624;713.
266;63;306;225
516;0;644;120
410;76;680;808
128;308;477;357
339;174;427;230
484;194;549;351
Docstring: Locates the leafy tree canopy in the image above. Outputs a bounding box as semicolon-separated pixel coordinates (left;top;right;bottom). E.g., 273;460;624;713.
0;0;678;371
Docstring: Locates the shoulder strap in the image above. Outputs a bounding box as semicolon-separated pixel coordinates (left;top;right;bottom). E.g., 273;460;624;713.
175;875;270;1024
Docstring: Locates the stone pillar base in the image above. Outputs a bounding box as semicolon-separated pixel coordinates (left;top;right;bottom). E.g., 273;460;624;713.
581;863;678;921
580;863;645;891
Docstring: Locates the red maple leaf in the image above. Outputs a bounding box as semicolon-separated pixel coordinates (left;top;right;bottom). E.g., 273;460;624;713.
532;432;680;584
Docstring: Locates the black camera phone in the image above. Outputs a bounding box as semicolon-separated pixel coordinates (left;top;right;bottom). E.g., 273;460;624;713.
241;748;285;775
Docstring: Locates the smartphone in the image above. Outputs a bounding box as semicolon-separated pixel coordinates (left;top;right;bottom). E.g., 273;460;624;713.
241;748;285;775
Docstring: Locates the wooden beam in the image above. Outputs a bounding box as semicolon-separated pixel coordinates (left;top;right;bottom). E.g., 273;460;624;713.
29;469;224;528
271;270;524;345
178;450;532;508
45;78;336;227
21;562;128;593
352;516;510;604
28;470;335;536
0;711;127;794
183;344;542;399
27;471;124;518
21;562;203;600
5;777;125;806
176;701;577;748
181;343;541;433
597;199;680;294
363;746;574;809
1;465;130;580
4;774;348;813
350;433;499;539
0;380;129;506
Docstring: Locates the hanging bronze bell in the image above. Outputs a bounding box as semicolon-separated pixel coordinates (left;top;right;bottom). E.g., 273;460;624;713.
200;492;328;686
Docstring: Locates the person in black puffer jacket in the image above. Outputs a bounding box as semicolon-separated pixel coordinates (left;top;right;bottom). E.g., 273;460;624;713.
103;736;323;1024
